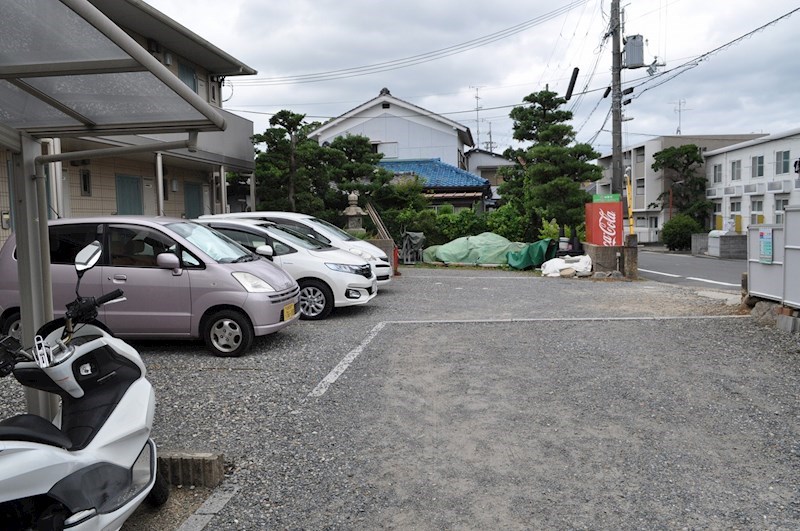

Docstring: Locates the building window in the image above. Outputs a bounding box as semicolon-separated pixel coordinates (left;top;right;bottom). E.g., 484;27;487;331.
730;199;741;213
635;178;644;195
775;196;790;224
750;196;764;224
751;155;763;178
731;160;741;181
712;164;722;183
178;62;197;92
80;169;91;197
776;150;790;174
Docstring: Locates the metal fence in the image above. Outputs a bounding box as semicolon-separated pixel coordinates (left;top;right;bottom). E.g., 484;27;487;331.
747;206;800;309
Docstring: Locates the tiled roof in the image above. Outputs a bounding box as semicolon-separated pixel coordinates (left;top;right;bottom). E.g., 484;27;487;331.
378;159;489;189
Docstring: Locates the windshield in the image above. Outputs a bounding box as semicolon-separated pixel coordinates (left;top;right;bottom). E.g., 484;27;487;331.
265;225;332;250
307;217;357;242
167;222;253;263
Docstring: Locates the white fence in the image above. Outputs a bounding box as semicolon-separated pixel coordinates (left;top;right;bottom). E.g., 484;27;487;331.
747;206;800;309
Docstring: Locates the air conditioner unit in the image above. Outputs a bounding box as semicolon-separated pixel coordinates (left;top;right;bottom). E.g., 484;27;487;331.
767;180;791;192
744;183;765;194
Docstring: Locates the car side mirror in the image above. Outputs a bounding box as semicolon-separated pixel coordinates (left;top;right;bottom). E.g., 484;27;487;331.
255;245;274;258
156;252;181;274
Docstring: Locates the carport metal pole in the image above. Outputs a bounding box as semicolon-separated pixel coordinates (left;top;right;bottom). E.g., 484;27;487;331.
12;134;58;418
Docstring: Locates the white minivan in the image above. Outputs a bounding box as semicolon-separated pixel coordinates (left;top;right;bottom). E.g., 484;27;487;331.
199;212;393;285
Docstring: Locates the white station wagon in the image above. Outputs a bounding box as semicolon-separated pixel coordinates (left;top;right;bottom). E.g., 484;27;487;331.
196;218;377;320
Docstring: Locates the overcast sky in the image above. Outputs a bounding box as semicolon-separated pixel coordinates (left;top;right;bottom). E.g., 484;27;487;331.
146;0;800;157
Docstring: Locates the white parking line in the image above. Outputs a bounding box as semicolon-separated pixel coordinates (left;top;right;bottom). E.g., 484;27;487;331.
307;315;749;398
308;322;387;398
686;277;740;287
638;268;681;278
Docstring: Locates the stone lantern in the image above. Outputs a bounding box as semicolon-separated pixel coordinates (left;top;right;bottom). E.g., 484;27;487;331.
342;192;366;236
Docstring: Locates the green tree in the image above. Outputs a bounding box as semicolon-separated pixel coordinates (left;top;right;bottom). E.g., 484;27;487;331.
252;117;395;223
252;110;331;214
500;90;601;240
325;134;395;219
650;144;713;227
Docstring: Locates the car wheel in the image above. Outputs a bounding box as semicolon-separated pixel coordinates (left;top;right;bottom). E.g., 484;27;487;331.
202;309;253;357
1;311;21;341
298;279;333;320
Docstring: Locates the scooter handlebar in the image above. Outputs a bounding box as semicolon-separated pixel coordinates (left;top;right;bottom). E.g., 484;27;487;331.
95;288;124;306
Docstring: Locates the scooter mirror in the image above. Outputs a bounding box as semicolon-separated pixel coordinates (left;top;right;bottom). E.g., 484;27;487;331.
75;240;102;278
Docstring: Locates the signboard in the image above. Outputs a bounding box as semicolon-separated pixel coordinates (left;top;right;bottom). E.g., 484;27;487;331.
585;201;624;246
593;194;620;203
759;228;773;264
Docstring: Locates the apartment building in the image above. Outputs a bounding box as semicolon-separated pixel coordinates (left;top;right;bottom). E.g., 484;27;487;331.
595;134;763;242
704;128;800;231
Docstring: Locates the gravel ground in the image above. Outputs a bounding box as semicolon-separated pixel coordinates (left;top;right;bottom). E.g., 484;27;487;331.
1;267;798;529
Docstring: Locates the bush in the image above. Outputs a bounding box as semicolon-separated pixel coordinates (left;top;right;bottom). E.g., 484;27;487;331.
661;214;702;251
537;219;586;242
486;204;527;242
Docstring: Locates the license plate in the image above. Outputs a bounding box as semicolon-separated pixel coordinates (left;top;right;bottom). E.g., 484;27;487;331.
283;302;295;321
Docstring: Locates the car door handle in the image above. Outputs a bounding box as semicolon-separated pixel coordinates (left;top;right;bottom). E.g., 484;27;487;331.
111;274;127;282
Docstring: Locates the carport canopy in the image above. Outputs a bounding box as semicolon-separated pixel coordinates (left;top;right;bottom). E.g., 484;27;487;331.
0;0;226;144
0;0;227;417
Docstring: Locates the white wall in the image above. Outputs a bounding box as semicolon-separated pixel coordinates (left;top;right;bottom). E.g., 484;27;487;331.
316;112;463;167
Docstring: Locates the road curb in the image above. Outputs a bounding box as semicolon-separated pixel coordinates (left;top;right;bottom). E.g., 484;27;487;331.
158;451;224;488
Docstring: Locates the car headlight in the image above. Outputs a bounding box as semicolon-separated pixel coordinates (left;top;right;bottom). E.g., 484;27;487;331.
326;263;364;275
232;272;276;292
348;248;376;261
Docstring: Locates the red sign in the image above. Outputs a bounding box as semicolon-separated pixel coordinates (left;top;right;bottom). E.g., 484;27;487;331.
585;202;623;246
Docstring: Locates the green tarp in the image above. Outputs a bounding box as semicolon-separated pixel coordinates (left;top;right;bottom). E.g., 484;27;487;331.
422;232;557;269
506;238;557;270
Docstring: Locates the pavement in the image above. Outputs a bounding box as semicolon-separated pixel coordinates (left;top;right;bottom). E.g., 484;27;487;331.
2;266;797;529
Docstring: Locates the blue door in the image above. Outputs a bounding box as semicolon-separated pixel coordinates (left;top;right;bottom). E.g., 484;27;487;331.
116;175;143;215
184;182;203;219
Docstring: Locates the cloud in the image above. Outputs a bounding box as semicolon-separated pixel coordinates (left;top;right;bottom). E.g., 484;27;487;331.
145;0;800;153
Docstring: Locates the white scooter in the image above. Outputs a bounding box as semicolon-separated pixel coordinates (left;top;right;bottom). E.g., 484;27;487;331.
0;241;168;530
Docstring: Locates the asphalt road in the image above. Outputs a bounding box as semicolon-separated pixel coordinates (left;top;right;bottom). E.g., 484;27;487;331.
638;250;747;292
2;267;798;529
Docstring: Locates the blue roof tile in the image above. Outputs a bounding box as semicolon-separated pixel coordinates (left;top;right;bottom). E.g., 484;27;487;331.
379;159;489;188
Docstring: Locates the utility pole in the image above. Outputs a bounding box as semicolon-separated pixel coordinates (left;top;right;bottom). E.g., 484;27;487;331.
610;0;623;195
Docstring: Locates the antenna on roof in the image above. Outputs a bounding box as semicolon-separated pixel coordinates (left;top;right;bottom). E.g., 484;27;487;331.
470;85;484;147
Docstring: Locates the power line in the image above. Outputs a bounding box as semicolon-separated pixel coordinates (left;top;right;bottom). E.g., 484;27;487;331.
232;1;590;86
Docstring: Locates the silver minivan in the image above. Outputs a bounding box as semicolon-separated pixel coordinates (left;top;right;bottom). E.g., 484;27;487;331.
0;217;300;357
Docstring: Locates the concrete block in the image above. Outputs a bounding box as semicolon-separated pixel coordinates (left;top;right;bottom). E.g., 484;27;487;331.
158;451;224;488
776;315;800;334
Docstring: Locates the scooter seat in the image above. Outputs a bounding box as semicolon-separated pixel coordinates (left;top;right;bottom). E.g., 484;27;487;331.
0;414;73;449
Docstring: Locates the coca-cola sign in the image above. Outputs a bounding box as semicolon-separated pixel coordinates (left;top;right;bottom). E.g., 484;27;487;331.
585;202;623;246
598;208;618;246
